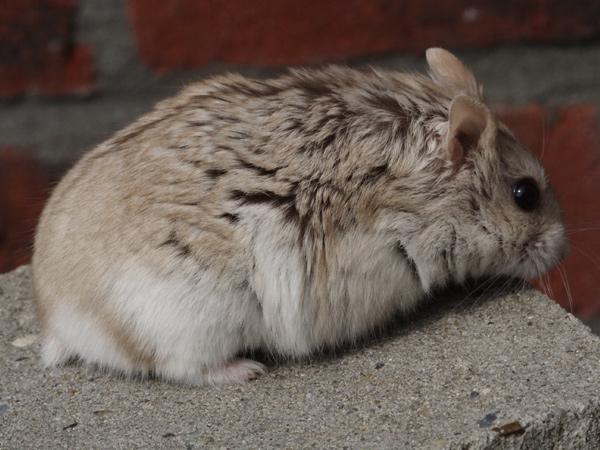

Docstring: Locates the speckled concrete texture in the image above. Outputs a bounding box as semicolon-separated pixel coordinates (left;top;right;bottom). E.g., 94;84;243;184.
1;265;599;449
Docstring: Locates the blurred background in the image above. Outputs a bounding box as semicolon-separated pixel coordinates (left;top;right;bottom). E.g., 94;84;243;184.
1;0;599;330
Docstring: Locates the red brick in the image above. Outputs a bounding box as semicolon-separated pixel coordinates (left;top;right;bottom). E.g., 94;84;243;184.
128;0;600;72
0;148;50;273
0;0;94;98
498;106;600;318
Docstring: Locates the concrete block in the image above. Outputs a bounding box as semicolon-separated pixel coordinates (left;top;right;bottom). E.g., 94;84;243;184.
1;265;598;448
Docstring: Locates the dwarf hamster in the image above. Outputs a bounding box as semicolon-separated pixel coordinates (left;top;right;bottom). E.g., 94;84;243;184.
32;48;569;386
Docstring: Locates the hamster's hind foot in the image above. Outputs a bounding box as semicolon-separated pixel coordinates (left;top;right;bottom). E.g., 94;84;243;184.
165;358;267;386
202;358;267;386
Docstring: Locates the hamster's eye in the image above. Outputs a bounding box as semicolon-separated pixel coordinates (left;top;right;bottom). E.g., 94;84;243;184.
512;178;540;210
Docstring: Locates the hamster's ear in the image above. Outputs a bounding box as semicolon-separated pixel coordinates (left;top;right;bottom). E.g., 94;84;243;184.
426;48;482;100
446;95;497;164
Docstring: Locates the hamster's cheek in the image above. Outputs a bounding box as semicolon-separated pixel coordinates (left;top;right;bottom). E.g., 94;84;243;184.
528;221;569;276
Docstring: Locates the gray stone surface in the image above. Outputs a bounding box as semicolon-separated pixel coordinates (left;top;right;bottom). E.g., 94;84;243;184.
1;265;598;449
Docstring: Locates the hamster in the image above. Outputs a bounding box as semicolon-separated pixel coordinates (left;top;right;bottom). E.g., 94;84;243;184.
32;48;569;386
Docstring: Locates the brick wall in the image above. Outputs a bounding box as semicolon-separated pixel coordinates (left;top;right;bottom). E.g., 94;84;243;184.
1;0;599;316
0;148;48;273
128;0;600;71
0;0;94;98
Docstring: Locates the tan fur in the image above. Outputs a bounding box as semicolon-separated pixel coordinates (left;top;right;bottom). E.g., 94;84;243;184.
32;49;568;386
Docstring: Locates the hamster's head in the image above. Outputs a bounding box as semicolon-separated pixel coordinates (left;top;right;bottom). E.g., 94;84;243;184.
388;49;569;290
452;118;570;281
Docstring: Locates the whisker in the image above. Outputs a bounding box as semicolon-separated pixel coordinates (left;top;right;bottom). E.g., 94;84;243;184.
542;271;555;301
556;262;574;314
490;276;514;304
566;226;600;233
540;113;548;162
449;275;501;314
517;277;529;294
471;275;510;311
557;174;596;198
570;245;600;273
535;274;546;297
